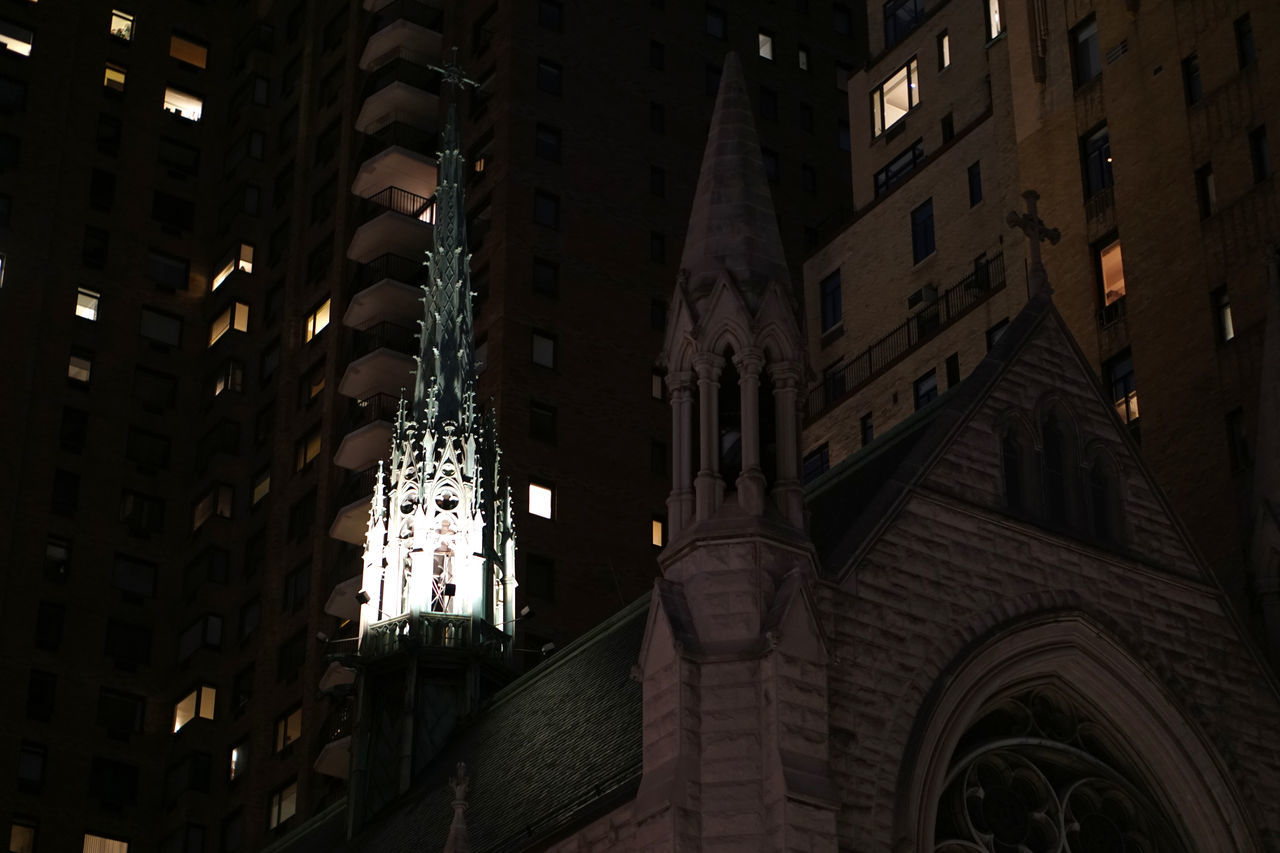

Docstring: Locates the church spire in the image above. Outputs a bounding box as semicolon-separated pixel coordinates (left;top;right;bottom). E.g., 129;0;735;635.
678;52;790;309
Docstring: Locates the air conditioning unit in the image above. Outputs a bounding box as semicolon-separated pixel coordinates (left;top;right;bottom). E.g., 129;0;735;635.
906;283;938;309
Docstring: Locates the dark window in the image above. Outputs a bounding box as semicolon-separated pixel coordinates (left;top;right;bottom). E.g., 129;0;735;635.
60;407;89;453
945;353;961;388
26;670;56;721
120;490;165;535
539;0;563;31
1041;416;1070;520
911;199;935;263
941;112;955;142
276;631;305;682
799;102;814;131
705;64;722;96
837;119;851;152
535;124;561;162
98;689;145;737
649;40;665;71
801;163;817;193
113;554;158;597
536;59;562;94
89;169;116;210
1226;407;1250;471
533;190;560;228
761;148;779;182
1072;16;1100;87
146;250;189;289
134;367;177;410
1250;126;1271;184
523;554;555;601
884;0;924;48
874;140;925;198
97;114;123;154
759;86;778;121
282;564;309;612
802;445;830;484
159;137;200;176
1182;54;1202;105
819;271;842;333
152;191;194;231
239;598;261;642
139;308;182;348
650;165;666;197
1002;433;1026;511
1081;125;1113;197
17;743;46;793
650;230;666;262
35;601;65;650
1235;14;1256;68
650;102;665;133
83;226;109;269
650;439;667;475
287;489;316;539
967;161;983;206
913;369;938;410
986;318;1009;350
1195;163;1215;218
533;257;559;295
706;6;726;39
1105;349;1139;425
834;3;852;35
51;469;79;517
529;401;557;443
104;619;153;667
232;665;255;715
860;413;875;446
650;297;667;331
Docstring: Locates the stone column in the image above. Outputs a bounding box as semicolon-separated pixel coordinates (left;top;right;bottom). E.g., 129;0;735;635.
666;371;696;536
694;352;724;520
770;362;805;527
734;348;767;515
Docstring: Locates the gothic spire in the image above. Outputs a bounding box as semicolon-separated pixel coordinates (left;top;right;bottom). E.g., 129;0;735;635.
678;52;790;308
414;102;476;432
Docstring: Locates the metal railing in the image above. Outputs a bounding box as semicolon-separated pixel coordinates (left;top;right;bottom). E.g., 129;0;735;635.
360;186;436;224
351;320;417;358
340;466;378;508
351;393;401;427
369;0;444;36
358;122;440;163
327;693;357;741
362;57;442;101
1097;294;1127;330
350;252;423;295
807;253;1006;418
361;611;511;661
1084;185;1114;223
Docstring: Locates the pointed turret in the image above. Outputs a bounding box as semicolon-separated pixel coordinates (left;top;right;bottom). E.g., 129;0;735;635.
679;52;791;310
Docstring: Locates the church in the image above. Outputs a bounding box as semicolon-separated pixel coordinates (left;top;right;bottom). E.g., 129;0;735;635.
273;53;1280;852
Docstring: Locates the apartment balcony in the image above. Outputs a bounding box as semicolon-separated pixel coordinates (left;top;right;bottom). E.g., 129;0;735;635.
345;253;424;328
353;144;438;202
360;0;444;70
347;186;436;263
337;321;417;400
358;122;440;163
333;394;398;471
355;58;441;134
331;467;377;544
313;694;356;779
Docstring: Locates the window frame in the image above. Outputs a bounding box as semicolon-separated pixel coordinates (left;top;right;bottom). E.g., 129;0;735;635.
869;57;920;138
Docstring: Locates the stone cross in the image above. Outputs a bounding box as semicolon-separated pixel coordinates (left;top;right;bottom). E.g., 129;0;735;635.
1006;189;1061;297
428;47;480;94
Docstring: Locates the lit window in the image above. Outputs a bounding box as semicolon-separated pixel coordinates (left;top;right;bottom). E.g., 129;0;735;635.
758;30;773;60
76;288;100;321
172;685;216;732
870;57;919;137
528;481;554;519
212;360;243;396
1106;350;1139;425
1214;287;1235;342
1098;238;1125;306
68;354;92;383
0;20;34;56
208;302;249;346
251;470;270;505
229;742;247;781
274;707;302;751
10;825;35;853
985;0;1003;39
268;781;298;829
82;834;128;853
651;518;664;547
109;10;134;40
798;46;809;71
531;330;556;368
169;34;207;69
212;243;253;290
938;31;950;69
163;86;203;121
192;484;233;530
103;63;127;91
294;429;321;471
304;298;330;342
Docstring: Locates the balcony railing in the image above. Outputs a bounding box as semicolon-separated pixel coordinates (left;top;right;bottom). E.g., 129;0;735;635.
807;253;1006;419
360;186;436;224
358;122;440;163
351;392;401;427
326;693;357;741
339;466;378;508
369;0;444;36
362;57;441;100
1097;294;1127;330
350;252;423;295
361;611;511;661
351;320;417;359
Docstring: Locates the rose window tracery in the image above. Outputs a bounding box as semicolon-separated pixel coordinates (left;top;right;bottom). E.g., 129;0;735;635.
933;686;1188;853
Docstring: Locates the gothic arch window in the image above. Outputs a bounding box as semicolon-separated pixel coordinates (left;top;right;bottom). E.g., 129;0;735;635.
1039;408;1079;528
718;347;742;486
1087;451;1123;544
997;416;1038;515
933;685;1189;853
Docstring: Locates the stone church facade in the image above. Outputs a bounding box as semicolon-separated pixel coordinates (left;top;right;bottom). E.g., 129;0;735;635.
274;53;1280;853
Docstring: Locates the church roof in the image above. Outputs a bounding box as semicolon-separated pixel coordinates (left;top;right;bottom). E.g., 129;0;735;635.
679;52;791;308
343;596;649;852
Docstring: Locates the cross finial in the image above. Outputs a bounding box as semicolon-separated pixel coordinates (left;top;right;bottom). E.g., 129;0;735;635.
1006;190;1061;297
428;47;479;94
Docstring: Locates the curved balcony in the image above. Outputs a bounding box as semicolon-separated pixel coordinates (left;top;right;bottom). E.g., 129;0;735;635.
345;253;424;328
352;144;438;201
355;58;441;134
333;393;398;470
360;0;444;70
347;186;436;263
338;322;417;400
313;694;356;779
331;467;377;544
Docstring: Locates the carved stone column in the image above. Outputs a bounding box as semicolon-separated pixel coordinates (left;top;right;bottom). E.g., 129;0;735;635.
666;370;696;536
770;362;805;526
694;352;724;520
734;348;767;515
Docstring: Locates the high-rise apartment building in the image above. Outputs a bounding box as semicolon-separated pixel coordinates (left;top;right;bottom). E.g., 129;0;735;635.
0;1;866;851
803;0;1278;640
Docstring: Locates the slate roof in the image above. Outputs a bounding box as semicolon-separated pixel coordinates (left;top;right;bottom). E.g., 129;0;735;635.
342;595;649;852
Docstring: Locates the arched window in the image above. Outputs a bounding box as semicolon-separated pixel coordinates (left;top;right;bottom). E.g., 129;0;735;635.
1039;410;1078;528
760;365;778;488
718;349;742;486
934;686;1188;853
1002;432;1026;511
1089;456;1122;544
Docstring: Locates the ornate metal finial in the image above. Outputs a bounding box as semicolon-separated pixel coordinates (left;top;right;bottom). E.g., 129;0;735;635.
1006;189;1061;298
428;47;480;94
